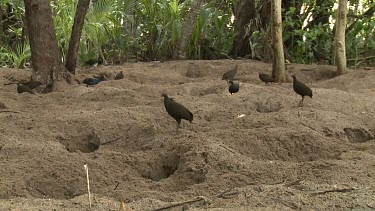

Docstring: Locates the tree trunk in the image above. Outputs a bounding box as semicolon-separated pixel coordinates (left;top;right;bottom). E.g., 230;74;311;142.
24;0;67;85
230;0;255;58
335;0;347;75
176;0;206;59
271;0;286;82
65;0;91;74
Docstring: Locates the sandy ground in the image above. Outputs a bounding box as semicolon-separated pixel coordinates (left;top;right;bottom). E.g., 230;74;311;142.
0;60;374;211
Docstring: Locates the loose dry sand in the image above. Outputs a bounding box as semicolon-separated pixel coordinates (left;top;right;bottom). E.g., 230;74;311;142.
0;60;374;210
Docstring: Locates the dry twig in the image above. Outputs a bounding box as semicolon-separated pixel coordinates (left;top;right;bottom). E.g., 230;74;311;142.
310;187;359;196
152;196;208;211
216;189;240;199
0;110;20;114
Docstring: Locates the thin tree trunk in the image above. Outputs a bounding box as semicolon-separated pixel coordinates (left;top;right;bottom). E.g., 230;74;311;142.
24;0;67;85
335;0;347;75
271;0;286;82
65;0;91;74
176;0;206;59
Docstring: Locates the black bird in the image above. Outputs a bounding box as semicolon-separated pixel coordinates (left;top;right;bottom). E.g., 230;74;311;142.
292;75;313;107
259;72;274;85
82;75;107;87
222;64;238;82
228;80;239;95
84;58;98;66
115;71;124;80
42;83;54;94
17;83;35;94
22;80;42;89
84;57;103;66
162;93;193;133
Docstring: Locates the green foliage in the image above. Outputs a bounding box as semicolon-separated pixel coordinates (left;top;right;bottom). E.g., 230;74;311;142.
188;3;235;59
1;0;236;65
0;41;31;68
52;0;76;59
346;2;375;65
3;0;374;66
282;2;334;64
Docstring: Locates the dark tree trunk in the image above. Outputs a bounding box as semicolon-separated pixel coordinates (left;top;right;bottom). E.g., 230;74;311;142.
65;0;91;74
230;0;255;58
24;0;67;85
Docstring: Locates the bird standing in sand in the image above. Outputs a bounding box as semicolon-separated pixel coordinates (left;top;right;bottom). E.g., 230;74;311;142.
162;94;193;133
291;75;313;107
82;75;107;87
115;71;124;80
259;72;274;85
17;83;35;94
228;80;239;95
222;64;238;82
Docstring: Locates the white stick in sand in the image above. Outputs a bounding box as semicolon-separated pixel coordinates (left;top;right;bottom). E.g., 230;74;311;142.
84;164;91;209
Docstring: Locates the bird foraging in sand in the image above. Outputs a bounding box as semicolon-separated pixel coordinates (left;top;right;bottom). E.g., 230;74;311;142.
291;75;313;107
84;57;103;67
259;72;274;85
82;75;107;87
222;64;238;82
162;93;193;133
115;71;124;80
17;83;35;94
228;80;239;95
22;80;42;89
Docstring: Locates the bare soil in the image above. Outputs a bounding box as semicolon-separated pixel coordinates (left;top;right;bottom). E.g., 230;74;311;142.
0;60;374;211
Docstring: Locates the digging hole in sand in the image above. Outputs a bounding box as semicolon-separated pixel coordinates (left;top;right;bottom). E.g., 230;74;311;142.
57;132;100;153
344;128;374;143
142;153;181;181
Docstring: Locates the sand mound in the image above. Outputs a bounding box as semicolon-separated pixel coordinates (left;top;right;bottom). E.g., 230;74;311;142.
0;60;374;210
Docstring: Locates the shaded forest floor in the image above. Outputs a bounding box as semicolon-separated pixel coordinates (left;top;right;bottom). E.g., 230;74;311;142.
0;60;375;210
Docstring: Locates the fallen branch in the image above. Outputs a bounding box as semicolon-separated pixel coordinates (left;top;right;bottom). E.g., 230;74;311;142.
348;55;375;62
300;123;321;134
113;181;120;190
218;144;236;154
310;187;359;196
152;196;208;211
0;110;20;114
216;189;240;199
